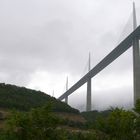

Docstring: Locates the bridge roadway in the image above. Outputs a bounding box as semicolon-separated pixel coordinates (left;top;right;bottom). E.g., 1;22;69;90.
58;25;140;101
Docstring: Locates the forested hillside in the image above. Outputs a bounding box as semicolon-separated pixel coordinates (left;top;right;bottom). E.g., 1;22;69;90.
0;83;79;113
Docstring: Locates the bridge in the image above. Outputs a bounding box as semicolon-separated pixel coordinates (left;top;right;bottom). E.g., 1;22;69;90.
58;3;140;111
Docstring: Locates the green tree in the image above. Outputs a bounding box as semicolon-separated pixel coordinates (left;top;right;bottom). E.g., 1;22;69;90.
135;99;140;114
5;105;62;140
96;108;135;140
134;99;140;139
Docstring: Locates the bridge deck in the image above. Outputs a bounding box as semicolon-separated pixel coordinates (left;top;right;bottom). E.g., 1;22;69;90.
58;26;140;100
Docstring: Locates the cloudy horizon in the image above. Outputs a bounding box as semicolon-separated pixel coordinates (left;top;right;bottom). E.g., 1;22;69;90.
0;0;140;111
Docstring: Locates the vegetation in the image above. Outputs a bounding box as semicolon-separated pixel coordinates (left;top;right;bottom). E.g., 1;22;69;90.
0;105;61;140
0;83;79;113
96;108;136;140
81;110;111;128
0;83;140;139
81;100;140;140
0;105;109;140
0;101;139;140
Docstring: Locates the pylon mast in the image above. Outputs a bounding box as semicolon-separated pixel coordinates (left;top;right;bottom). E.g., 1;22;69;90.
133;2;137;30
65;76;68;103
86;53;92;111
88;52;91;71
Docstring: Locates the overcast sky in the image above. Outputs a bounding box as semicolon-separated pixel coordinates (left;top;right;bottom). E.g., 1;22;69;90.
0;0;140;111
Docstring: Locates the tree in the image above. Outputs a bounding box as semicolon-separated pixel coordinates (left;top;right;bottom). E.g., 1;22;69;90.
96;108;135;140
5;105;61;140
135;99;140;114
134;99;140;139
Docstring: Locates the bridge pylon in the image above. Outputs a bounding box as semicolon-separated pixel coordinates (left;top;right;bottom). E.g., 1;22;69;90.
133;2;140;105
86;53;92;111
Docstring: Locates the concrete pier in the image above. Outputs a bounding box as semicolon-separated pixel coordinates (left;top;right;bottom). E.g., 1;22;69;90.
86;53;92;111
133;2;140;105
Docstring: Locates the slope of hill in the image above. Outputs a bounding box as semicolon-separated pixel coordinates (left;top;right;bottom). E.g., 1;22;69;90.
81;110;111;123
0;83;79;114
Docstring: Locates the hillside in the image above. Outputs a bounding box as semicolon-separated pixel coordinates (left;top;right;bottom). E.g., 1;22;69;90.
81;110;111;123
0;83;79;114
0;83;139;139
